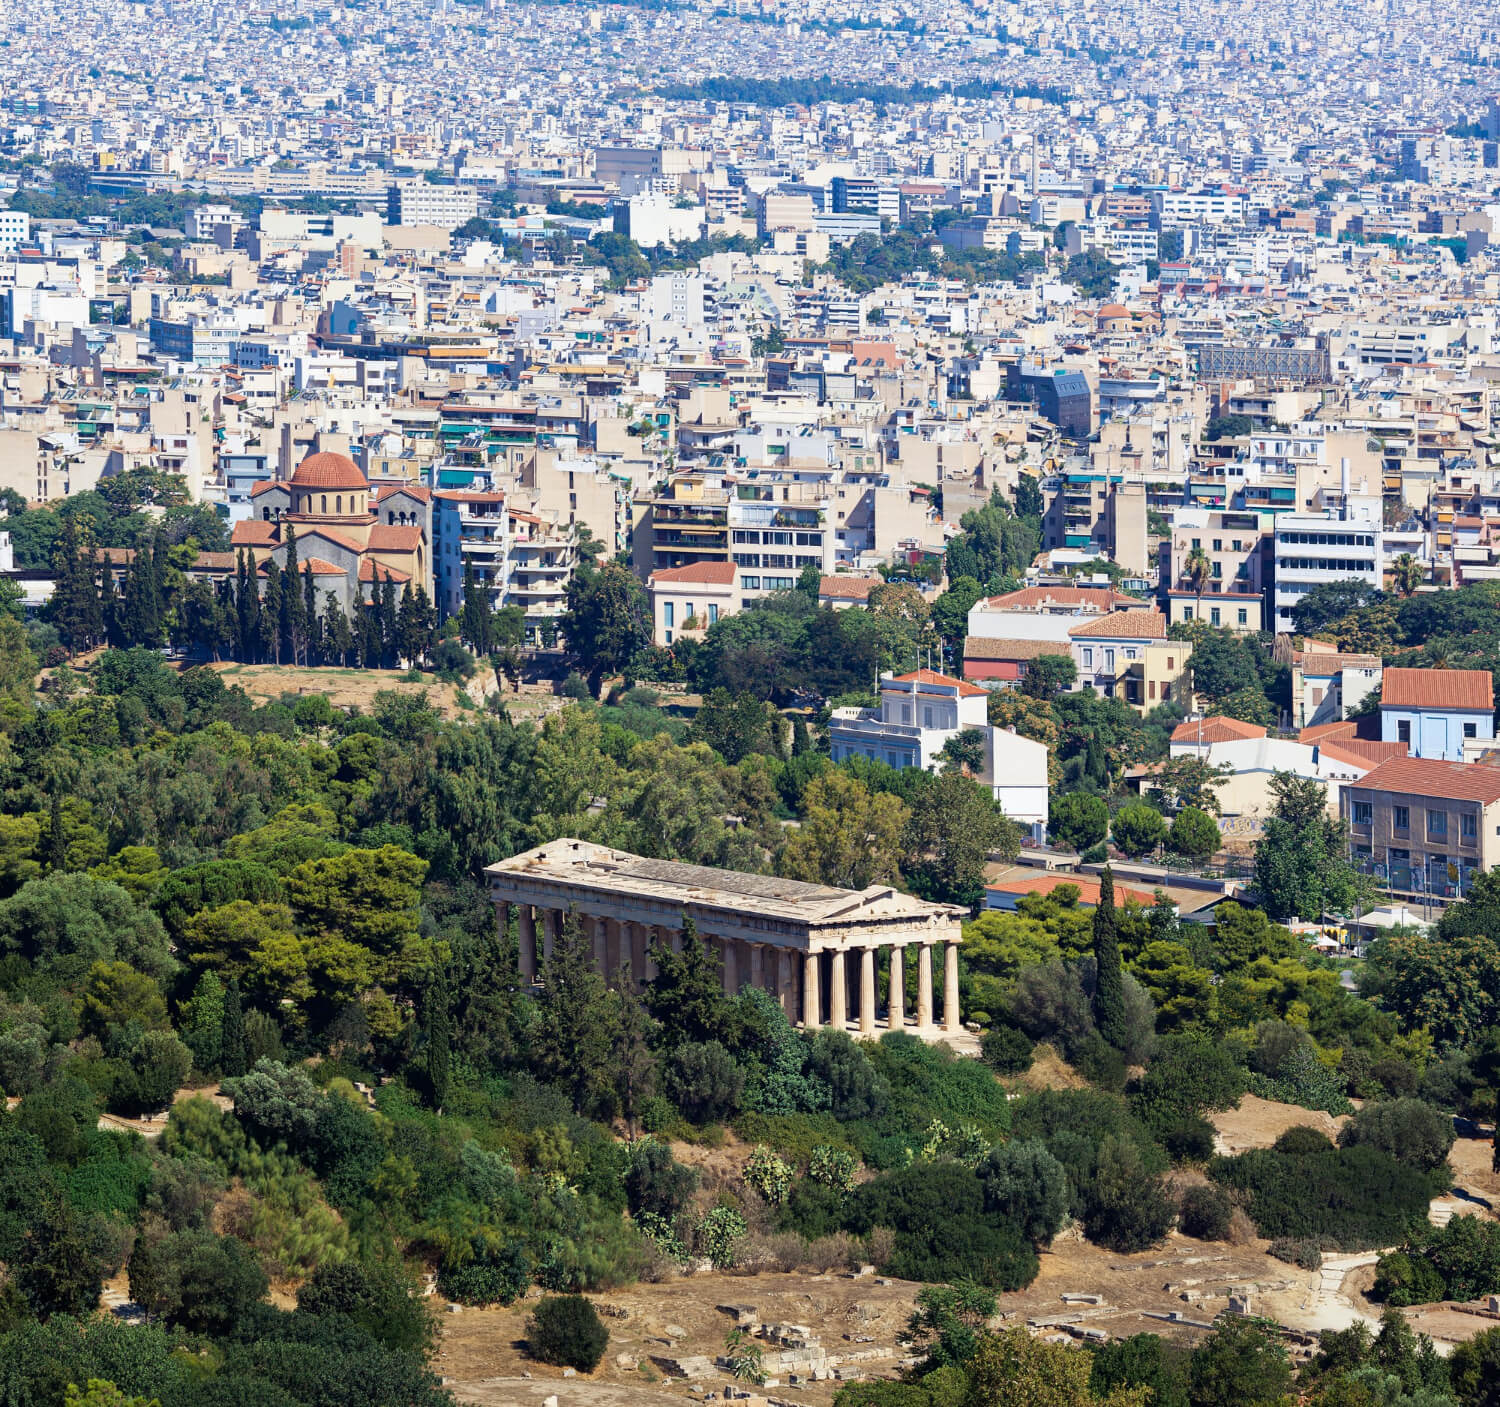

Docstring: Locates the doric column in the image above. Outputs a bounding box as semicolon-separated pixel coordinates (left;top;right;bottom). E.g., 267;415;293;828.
604;917;622;979
670;925;684;954
778;948;795;1020
518;905;537;983
888;945;905;1033
591;914;608;974
496;900;511;947
829;949;847;1028
859;947;876;1035
722;937;739;995
917;943;933;1028
749;942;766;991
943;941;961;1033
542;908;560;964
803;951;821;1029
633;922;652;986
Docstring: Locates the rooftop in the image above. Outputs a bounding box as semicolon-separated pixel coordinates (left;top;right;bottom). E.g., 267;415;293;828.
1380;666;1493;712
1350;756;1500;805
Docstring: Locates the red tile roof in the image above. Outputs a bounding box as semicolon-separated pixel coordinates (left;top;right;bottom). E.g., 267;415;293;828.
1170;716;1266;744
1381;666;1493;712
290;451;367;490
230;521;278;546
889;668;988;697
358;560;412;584
1067;608;1168;640
1318;739;1408;768
649;561;738;586
366;524;424;551
376;483;431;503
1349;756;1500;805
965;636;1074;661
818;575;877;600
1300;720;1358;744
987;873;1160;907
980;586;1125;611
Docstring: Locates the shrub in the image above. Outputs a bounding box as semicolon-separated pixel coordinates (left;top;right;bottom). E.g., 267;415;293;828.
526;1294;609;1372
1268;1238;1323;1270
979;1025;1034;1075
1210;1135;1432;1250
666;1041;745;1123
1419;1213;1500;1302
977;1139;1069;1246
1082;1135;1175;1253
1372;1250;1447;1306
1178;1185;1233;1241
741;1232;804;1273
624;1138;697;1220
1338;1098;1455;1177
849;1163;1038;1290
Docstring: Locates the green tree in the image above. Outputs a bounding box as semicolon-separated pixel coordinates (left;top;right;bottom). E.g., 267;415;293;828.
562;561;651;696
1022;653;1077;700
531;911;617;1117
904;771;1022;910
1168;807;1221;863
644;916;736;1047
1186;1318;1292;1407
778;773;909;890
219;978;247;1078
424;966;452;1112
1048;792;1108;852
1111;802;1167;859
1254;771;1359;923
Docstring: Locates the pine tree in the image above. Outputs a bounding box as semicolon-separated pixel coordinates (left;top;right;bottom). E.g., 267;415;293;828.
262;560;283;664
1092;866;1127;1050
220;978;247;1078
610;984;658;1135
425;966;452;1112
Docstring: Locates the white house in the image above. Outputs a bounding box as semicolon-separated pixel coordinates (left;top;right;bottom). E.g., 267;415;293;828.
1380;667;1494;762
646;560;739;646
828;669;1049;841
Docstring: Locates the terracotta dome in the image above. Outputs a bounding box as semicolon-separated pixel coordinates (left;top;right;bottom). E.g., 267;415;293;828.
290;451;367;490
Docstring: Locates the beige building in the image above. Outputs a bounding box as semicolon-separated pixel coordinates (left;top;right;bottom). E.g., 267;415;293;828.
647;560;738;646
486;839;966;1036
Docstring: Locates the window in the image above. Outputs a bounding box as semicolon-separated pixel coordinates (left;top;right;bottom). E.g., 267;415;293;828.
901;704;911;724
320;494;327;513
1393;806;1409;831
1238;609;1248;626
1428;810;1447;838
1082;647;1094;669
684;602;694;622
1167;656;1175;670
1104;649;1115;672
1191;537;1201;549
707;604;718;624
923;707;934;729
1212;538;1222;551
1462;812;1478;839
1397;720;1411;744
663;602;674;629
1183;606;1194;620
1465;722;1478;739
1353;801;1372;825
1210;608;1221;626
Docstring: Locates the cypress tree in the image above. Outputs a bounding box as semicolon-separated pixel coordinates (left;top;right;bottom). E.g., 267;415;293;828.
378;573;398;667
220;978;247;1078
302;563;320;665
235;551;255;661
1092;866;1127;1050
397;580;419;667
262;560;283;664
323;591;353;666
45;791;66;872
282;525;306;664
81;545;105;650
425;967;452;1112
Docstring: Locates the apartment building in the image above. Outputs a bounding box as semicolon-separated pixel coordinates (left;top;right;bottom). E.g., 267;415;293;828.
1163;507;1272;632
1272;511;1383;632
1290;644;1383;728
1342;757;1500;905
1042;473;1149;576
386;181;479;230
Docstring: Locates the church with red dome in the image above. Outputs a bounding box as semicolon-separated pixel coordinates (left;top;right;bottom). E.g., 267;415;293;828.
229;446;431;615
